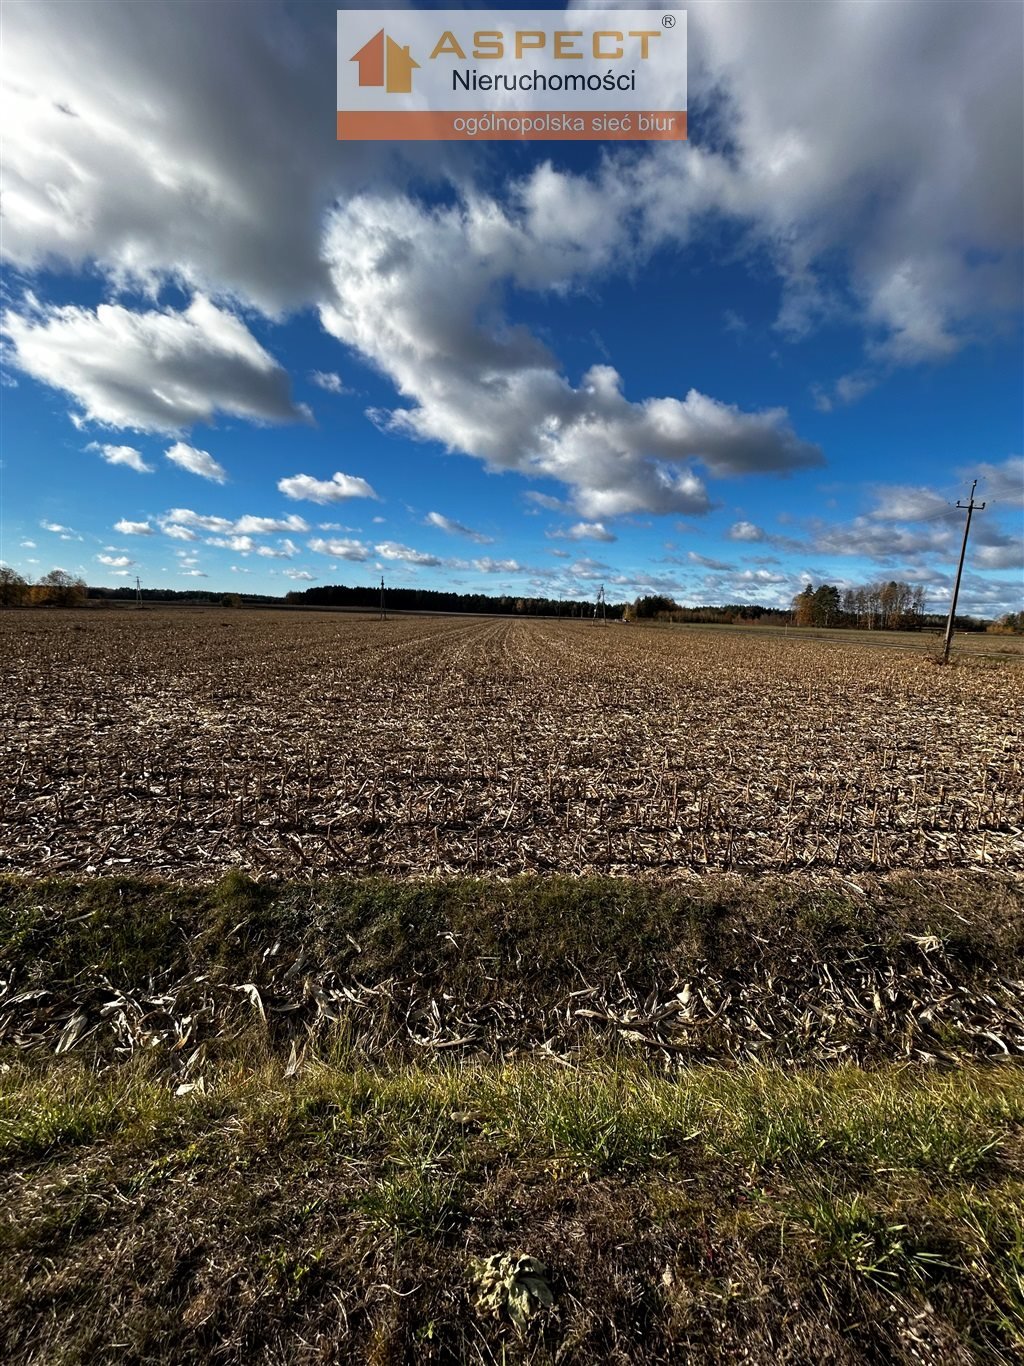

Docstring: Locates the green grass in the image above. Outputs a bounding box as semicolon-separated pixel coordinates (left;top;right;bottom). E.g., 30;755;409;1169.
2;868;1021;990
1;1050;1022;1363
2;870;1022;1361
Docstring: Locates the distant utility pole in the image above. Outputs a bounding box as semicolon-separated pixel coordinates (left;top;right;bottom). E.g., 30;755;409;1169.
941;479;985;663
379;575;386;621
135;575;142;608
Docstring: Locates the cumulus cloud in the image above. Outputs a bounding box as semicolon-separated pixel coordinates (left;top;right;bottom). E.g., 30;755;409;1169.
157;508;307;538
0;0;401;313
4;295;308;433
233;514;308;534
284;569;315;581
375;541;443;567
278;471;378;503
425;511;493;543
688;551;735;571
205;535;255;553
473;557;527;575
867;486;959;523
728;522;765;542
114;519;153;535
256;539;299;559
548;522;617;543
308;536;370;561
320;194;820;519
972;457;1024;509
165;441;227;483
87;442;154;473
679;0;1021;368
97;553;133;568
310;370;347;394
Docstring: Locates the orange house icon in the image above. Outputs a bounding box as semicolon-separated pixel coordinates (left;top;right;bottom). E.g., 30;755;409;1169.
351;29;419;95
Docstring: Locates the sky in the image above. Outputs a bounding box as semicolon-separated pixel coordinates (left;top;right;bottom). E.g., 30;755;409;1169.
1;0;1022;616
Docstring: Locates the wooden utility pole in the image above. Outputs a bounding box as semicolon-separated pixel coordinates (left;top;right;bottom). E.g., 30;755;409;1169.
379;575;386;621
941;480;985;663
135;575;142;608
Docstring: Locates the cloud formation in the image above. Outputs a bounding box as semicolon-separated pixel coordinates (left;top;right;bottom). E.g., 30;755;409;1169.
308;536;370;561
278;472;378;503
375;541;443;567
426;511;493;543
321;195;820;518
548;521;616;543
4;295;308;432
87;442;154;473
310;370;347;395
165;441;227;483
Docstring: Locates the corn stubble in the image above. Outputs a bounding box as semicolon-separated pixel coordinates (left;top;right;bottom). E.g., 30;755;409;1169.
2;610;1020;879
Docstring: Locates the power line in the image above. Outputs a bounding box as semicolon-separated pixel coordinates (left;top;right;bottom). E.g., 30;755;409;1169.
941;480;985;664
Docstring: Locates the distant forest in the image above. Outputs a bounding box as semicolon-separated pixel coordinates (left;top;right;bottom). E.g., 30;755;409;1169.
0;569;1009;631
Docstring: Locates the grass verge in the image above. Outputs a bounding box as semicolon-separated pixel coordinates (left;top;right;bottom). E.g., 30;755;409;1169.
1;1049;1022;1364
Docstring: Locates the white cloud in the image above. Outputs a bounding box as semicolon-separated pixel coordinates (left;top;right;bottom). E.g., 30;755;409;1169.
867;487;958;523
973;540;1024;572
4;294;308;432
525;492;571;513
971;457;1024;509
320;195;820;519
548;522;616;543
87;442;154;473
688;551;735;571
114;519;153;535
233;514;308;534
158;507;310;538
181;569;208;578
284;569;315;581
375;541;442;567
473;557;527;575
256;539;299;559
308;536;370;561
426;511;493;543
0;0;401;314
685;0;1019;366
20;539;37;548
165;441;227;483
97;553;133;568
205;535;255;553
310;370;347;394
278;471;378;503
40;520;74;534
729;522;765;542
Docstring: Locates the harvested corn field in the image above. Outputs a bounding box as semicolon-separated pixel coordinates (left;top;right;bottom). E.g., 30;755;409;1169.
2;608;1022;878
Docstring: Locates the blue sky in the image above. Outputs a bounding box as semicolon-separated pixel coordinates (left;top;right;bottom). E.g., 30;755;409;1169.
2;1;1022;614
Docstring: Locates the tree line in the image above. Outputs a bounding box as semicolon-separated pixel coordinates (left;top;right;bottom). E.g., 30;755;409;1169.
790;580;996;631
285;583;624;618
4;568;1015;632
0;567;88;608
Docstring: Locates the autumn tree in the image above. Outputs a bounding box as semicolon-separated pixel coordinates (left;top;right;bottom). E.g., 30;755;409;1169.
0;565;29;607
34;569;87;607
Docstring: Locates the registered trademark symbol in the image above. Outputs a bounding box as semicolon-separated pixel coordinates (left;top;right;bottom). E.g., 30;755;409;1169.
662;14;675;27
